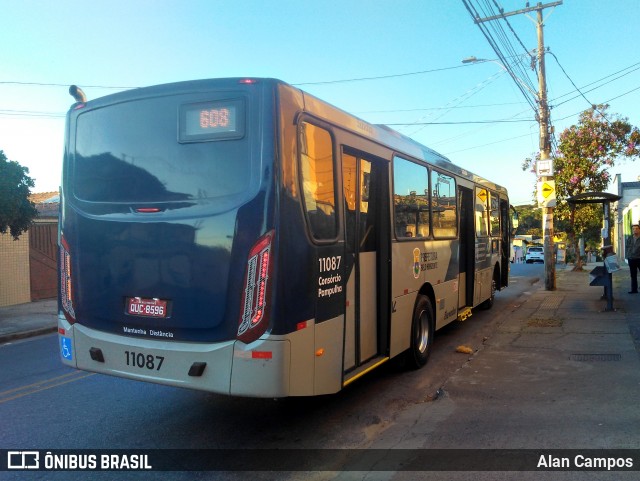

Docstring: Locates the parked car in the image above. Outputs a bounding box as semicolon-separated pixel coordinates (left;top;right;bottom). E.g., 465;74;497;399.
525;246;544;263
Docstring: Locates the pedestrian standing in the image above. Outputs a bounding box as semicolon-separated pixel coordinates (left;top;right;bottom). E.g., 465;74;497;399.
625;224;640;294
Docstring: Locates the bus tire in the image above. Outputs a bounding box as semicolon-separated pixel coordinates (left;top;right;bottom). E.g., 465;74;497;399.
406;295;434;369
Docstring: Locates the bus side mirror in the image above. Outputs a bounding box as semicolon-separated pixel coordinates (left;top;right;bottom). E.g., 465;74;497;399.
510;206;519;236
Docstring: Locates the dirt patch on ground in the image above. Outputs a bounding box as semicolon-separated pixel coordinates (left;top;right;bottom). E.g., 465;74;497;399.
527;318;563;327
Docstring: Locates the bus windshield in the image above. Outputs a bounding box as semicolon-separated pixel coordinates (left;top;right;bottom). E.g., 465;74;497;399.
72;94;253;204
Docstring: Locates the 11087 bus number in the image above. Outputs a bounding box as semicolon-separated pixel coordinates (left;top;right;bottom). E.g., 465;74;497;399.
125;351;165;371
319;256;341;273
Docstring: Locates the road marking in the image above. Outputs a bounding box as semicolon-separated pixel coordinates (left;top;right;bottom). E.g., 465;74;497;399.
0;370;95;404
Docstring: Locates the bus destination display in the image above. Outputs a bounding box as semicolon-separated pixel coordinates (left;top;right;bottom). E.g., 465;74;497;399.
179;99;244;142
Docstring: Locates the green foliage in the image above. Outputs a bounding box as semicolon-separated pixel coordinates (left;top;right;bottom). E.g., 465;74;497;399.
554;105;640;201
0;150;38;239
514;204;542;237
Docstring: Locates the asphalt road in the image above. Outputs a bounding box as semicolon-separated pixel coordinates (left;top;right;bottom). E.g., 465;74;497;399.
0;263;543;480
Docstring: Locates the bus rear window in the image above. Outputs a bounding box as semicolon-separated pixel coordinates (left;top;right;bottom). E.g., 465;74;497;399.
73;95;253;204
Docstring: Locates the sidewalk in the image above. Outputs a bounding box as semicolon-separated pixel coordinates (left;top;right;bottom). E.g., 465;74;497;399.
0;298;57;342
370;261;640;454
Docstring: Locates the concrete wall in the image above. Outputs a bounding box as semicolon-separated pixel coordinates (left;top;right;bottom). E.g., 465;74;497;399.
0;232;31;307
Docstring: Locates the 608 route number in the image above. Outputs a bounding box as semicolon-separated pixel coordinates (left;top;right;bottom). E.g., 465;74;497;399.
125;351;164;371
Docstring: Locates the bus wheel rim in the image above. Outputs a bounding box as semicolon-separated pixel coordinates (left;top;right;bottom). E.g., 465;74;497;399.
418;311;430;353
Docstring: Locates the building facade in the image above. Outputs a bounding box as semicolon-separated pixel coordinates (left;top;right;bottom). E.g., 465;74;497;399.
612;175;640;262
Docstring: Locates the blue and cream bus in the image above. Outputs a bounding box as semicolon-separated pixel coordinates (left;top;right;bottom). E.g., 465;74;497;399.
58;78;515;397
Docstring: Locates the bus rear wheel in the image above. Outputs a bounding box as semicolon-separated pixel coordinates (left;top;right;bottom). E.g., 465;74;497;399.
480;271;498;310
406;295;434;369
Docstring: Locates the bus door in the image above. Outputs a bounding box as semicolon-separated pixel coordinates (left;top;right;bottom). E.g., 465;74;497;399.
458;187;475;308
342;151;388;372
500;198;510;287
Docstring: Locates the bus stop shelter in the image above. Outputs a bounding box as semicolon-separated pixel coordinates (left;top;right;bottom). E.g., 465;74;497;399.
567;192;622;311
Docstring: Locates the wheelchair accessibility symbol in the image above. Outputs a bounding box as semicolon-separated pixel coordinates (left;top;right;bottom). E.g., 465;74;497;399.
60;337;73;361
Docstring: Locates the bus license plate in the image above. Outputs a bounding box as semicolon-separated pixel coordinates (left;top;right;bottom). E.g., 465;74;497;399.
127;297;168;318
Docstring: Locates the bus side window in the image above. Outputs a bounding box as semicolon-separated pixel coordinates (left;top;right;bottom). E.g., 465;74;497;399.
489;191;500;236
431;170;457;238
475;188;489;237
299;122;337;240
393;156;429;239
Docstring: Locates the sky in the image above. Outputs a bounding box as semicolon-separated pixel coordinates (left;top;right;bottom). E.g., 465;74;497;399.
1;0;638;206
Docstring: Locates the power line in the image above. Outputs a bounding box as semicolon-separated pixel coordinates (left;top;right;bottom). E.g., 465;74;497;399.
441;84;640;158
357;59;639;119
603;84;640;104
1;57;637;124
429;104;535;147
401;69;507;136
485;0;538;95
0;81;135;89
551;61;640;102
491;0;533;61
3;79;636;123
291;64;469;86
356;100;527;114
0;109;64;119
444;131;535;155
386;118;536;125
552;63;640;108
460;0;539;113
554;84;640;122
547;50;606;118
0;55;528;91
2;58;636;102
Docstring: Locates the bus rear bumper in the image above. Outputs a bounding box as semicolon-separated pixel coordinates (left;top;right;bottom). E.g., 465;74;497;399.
57;314;292;397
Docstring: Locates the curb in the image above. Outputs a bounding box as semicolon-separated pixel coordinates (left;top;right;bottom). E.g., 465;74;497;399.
0;326;58;344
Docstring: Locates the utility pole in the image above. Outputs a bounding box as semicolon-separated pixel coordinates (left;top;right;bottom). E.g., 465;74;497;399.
535;6;556;291
473;1;561;290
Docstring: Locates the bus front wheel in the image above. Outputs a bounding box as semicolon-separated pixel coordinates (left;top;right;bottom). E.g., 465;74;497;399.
406;295;434;369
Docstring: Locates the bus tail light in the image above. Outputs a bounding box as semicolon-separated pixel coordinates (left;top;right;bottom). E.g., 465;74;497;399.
59;235;76;323
237;231;274;343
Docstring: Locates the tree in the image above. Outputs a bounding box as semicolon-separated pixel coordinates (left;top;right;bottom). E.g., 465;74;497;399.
514;204;542;237
524;105;640;269
0;150;38;239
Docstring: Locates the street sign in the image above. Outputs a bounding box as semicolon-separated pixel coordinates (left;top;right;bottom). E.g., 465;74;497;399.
536;159;554;176
537;180;556;207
